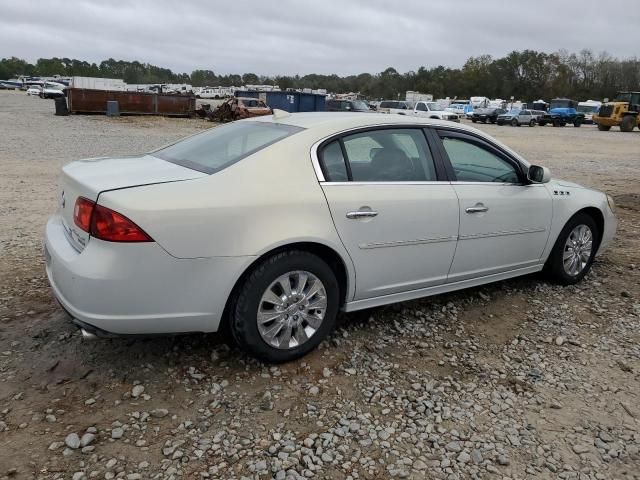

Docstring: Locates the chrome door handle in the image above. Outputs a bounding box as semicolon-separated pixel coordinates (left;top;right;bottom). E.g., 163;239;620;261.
465;204;489;214
346;210;378;219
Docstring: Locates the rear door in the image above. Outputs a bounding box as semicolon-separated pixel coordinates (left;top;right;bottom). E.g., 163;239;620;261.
433;129;552;282
317;127;459;300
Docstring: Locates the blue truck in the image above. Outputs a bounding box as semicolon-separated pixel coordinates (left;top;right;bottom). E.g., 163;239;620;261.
537;98;585;127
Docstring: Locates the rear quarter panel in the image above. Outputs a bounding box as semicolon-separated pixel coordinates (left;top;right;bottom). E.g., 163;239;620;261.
96;130;356;294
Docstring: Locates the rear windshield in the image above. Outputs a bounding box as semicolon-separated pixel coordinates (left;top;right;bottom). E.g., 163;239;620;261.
154;121;304;174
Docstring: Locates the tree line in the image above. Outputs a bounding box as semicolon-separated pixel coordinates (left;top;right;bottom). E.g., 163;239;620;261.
1;49;638;101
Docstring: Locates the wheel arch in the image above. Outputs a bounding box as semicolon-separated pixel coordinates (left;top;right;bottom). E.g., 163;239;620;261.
574;206;604;245
221;241;353;329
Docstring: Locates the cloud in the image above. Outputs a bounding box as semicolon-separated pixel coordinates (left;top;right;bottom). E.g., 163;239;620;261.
0;0;636;76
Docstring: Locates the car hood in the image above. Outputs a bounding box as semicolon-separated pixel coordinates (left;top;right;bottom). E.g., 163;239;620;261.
554;179;587;189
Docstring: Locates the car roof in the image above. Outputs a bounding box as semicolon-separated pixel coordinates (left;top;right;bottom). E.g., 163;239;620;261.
250;111;455;129
245;112;530;166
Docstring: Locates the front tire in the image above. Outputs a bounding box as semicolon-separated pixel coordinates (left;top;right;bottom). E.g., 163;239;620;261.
597;124;611;131
620;115;637;132
511;118;518;127
230;250;339;363
546;213;599;285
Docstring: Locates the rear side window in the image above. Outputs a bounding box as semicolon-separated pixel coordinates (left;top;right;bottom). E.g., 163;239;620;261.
155;121;303;174
319;141;349;181
342;129;436;182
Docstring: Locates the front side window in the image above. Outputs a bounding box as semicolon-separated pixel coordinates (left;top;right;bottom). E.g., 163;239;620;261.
441;136;520;183
416;103;427;111
342;129;436;182
154;121;303;174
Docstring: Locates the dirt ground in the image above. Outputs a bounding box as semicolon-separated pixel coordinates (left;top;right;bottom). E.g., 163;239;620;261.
0;91;638;480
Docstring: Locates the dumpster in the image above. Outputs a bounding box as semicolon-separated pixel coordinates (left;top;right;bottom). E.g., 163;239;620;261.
235;90;326;113
54;97;69;116
67;88;195;116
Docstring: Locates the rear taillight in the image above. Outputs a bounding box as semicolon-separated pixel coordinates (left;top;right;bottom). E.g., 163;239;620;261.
90;204;153;242
74;197;95;232
73;196;152;242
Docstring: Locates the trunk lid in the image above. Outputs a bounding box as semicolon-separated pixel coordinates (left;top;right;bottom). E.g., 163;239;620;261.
58;154;205;251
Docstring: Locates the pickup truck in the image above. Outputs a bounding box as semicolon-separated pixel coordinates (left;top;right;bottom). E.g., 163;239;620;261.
378;100;460;122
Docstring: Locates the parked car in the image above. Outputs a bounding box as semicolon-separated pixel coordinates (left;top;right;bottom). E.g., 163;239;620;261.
326;99;371;112
471;107;506;123
411;101;460;121
45;113;617;362
577;100;602;124
40;86;65;99
497;109;538;126
377;100;413;114
530;110;547;120
26;86;42;96
446;102;473;118
210;97;272;122
378;100;459;121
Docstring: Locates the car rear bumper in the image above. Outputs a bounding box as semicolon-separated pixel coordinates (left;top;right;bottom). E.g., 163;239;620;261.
44;214;253;335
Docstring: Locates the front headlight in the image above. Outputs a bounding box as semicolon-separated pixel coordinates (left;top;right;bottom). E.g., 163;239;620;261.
607;194;616;214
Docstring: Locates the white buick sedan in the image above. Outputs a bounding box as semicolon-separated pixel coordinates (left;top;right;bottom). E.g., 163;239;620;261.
45;112;617;362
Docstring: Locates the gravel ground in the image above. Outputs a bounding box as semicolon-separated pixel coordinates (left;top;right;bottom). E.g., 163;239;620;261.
0;90;639;480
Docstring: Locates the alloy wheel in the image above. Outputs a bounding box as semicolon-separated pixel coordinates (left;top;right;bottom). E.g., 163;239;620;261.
257;270;327;349
562;224;593;276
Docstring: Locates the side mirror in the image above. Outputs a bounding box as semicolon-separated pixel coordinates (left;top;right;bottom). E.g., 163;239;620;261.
603;98;609;103
527;165;551;184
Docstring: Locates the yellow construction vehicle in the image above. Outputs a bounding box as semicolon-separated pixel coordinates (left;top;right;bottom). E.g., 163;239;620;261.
592;91;640;132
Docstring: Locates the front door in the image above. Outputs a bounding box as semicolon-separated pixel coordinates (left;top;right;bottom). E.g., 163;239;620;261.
317;127;460;300
436;130;552;282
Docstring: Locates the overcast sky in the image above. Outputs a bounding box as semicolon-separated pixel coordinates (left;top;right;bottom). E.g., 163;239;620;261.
1;0;637;76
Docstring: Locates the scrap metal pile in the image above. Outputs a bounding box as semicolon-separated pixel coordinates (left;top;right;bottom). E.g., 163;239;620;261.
195;97;272;122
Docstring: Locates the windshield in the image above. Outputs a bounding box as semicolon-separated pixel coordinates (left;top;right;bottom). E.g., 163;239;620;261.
351;100;370;110
154;121;304;174
380;101;407;109
577;105;599;113
241;99;266;108
614;93;631;102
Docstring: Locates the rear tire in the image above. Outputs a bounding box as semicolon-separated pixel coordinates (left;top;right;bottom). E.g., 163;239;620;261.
545;213;599;285
230;250;339;363
538;121;546;126
511;118;518;127
573;119;582;127
597;124;611;131
529;119;536;127
471;119;477;123
620;115;637;132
